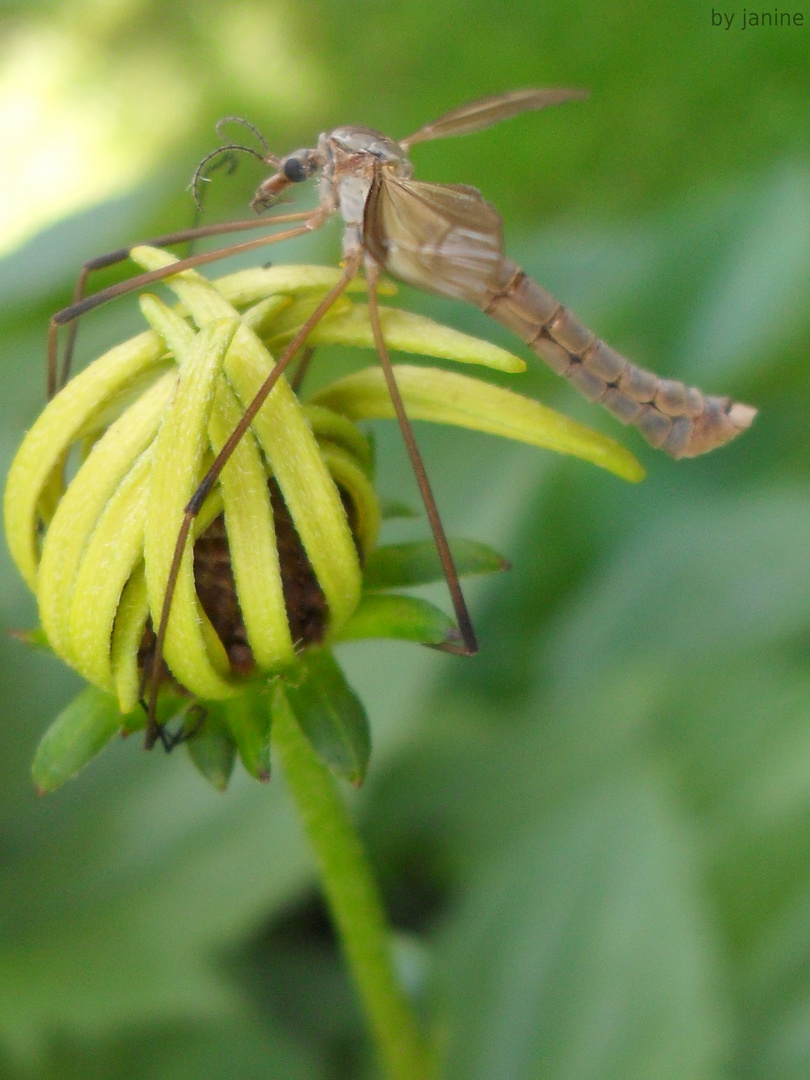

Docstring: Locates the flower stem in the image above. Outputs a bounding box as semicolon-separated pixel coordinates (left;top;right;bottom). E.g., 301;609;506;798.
272;687;436;1080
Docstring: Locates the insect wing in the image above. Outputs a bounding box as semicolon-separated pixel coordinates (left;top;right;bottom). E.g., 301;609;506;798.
400;87;588;149
365;176;506;305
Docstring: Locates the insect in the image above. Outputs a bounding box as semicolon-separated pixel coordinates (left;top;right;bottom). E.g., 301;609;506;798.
48;88;756;744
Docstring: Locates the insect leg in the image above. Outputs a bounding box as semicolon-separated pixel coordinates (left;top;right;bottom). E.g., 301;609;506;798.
364;258;478;657
289;346;316;395
49;211;315;396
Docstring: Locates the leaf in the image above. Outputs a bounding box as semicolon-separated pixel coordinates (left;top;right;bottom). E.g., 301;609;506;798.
32;686;122;794
364;538;509;591
440;773;726;1080
541;489;810;698
20;1016;317;1080
280;650;371;784
336;593;459;645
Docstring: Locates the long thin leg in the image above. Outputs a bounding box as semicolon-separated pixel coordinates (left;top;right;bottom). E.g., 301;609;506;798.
289;346;316;395
364;259;478;657
49;211;316;396
144;255;362;748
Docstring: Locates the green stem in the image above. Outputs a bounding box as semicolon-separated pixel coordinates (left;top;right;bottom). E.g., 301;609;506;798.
272;687;436;1080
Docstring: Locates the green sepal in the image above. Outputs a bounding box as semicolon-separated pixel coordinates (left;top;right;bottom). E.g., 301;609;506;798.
185;704;237;792
223;686;273;782
277;649;371;785
117;691;190;736
364;539;509;591
336;593;459;646
32;686;122;794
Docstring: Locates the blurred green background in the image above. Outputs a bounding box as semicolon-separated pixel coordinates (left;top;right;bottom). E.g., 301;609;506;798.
1;0;809;1077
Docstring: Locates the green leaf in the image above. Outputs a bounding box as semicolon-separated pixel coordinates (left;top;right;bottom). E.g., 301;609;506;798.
280;650;371;784
18;1016;317;1080
32;686;122;794
441;774;725;1080
337;593;459;645
364;539;509;591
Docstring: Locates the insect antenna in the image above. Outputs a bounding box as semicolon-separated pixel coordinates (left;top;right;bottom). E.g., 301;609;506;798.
56;142;270;397
186;149;239;246
214;116;272;158
191;142;272;212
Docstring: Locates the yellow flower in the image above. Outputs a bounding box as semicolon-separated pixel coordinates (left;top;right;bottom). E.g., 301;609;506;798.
4;248;643;791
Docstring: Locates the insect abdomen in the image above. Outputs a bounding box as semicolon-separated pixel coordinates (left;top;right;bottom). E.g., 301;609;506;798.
484;261;756;459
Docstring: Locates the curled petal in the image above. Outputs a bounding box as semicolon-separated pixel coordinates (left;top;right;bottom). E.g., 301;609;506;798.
110;567;150;713
311;364;645;483
67;448;153;690
141;294;295;674
316;442;381;561
303;404;374;475
4;330;166;590
213;264;396;309
37;373;175;660
144;317;241;700
131;245;363;633
282;303;526;373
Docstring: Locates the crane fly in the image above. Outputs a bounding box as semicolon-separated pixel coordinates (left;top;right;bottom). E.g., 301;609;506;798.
48;88;756;746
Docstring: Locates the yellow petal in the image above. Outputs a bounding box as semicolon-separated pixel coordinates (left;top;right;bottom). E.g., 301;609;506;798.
316;442;381;560
295;304;525;373
4;329;165;590
213;264;396;309
67;447;153;689
37;372;175;659
110;567;149;714
312;364;645;483
141;294;296;672
131;246;363;634
144;318;241;700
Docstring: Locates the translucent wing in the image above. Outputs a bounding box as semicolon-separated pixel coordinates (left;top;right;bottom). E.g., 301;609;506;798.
364;175;508;304
400;87;588;150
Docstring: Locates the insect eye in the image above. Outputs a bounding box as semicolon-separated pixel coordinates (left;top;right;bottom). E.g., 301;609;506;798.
283;157;308;183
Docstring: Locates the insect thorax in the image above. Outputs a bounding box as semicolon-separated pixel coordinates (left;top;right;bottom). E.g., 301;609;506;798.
326;125;412;170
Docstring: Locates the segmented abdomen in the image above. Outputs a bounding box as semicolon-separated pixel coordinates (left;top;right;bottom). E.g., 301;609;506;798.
484;261;756;458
